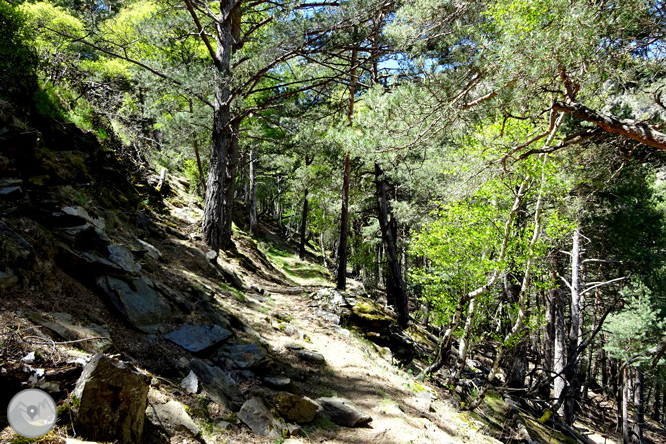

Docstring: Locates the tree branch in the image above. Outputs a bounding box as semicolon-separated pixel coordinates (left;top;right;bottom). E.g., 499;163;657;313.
553;101;666;150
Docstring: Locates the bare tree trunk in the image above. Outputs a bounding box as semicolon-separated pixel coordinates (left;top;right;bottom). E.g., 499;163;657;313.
375;163;409;328
651;379;662;421
320;231;328;269
633;368;644;444
336;153;351;290
299;189;309;260
622;367;630;444
248;149;258;235
553;272;566;408
542;253;558;398
564;224;583;424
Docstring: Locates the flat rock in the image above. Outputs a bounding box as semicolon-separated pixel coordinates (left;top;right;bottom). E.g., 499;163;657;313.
189;359;243;410
72;354;149;444
60;224;110;253
95;275;172;334
274;392;318;424
263;376;300;395
49;312;113;352
165;324;232;352
135;239;164;261
293;349;325;364
0;186;22;197
238;397;286;439
146;400;200;437
107;244;141;274
316;397;372;427
214;343;273;372
62;206;105;229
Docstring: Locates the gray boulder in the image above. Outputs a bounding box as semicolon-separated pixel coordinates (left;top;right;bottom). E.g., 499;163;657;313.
189;359;244;410
72;354;149;444
316;397;372;427
145;400;200;437
238;397;286;439
96;275;172;334
165;324;232;352
107;244;141;274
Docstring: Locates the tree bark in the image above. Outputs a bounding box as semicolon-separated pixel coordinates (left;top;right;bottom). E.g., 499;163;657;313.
375;163;409;328
200;0;236;252
542;253;558;398
651;379;662;421
299;189;309;260
633;368;644;444
622;366;630;444
249;149;258;235
336;153;351;290
553;270;566;410
564;224;583;424
553;101;666;150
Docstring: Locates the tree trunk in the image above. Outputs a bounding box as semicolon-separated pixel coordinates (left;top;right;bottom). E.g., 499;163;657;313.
505;270;527;389
249;149;258;235
622;366;630;444
554;270;566;409
564;224;582;424
320;231;328;269
542;254;558;398
651;379;662;421
336;153;351;290
375;162;409;328
633;368;644;444
299;189;309;260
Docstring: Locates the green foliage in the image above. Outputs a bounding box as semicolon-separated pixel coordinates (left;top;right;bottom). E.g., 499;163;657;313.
0;0;36;99
604;281;665;365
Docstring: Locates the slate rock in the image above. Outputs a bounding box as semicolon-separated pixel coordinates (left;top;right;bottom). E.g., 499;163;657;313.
165;324;232;353
189;359;244;410
49;312;113;352
0;186;22;197
72;354;149;444
154;281;194;314
181;371;198;394
0;178;22;187
0;269;19;290
238;397;286;439
0;221;33;263
135;239;165;261
136;211;165;238
146;400;200;437
293;349;326;364
107;244;141;274
274;392;318;424
263;376;300;395
316;397;372;427
214;343;273;372
60;224;110;253
62;206;105;229
314;308;340;325
95;275;172;334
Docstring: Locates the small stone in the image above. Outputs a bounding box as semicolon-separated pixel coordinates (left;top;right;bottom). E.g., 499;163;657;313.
21;352;35;364
293;350;326;364
136;239;164;261
214;343;273;372
189;359;244;410
181;371;198;394
206;250;218;261
263;376;300;395
286;423;302;436
285;343;304;351
216;420;232;430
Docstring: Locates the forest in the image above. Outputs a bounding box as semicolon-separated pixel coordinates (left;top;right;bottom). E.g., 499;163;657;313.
1;0;666;443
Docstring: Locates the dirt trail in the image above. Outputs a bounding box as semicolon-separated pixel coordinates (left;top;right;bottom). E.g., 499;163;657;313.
229;276;500;444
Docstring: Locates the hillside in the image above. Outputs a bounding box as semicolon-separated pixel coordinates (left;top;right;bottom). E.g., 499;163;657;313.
1;91;665;444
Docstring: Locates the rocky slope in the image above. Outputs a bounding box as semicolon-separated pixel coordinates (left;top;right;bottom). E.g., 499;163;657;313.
1;97;663;444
